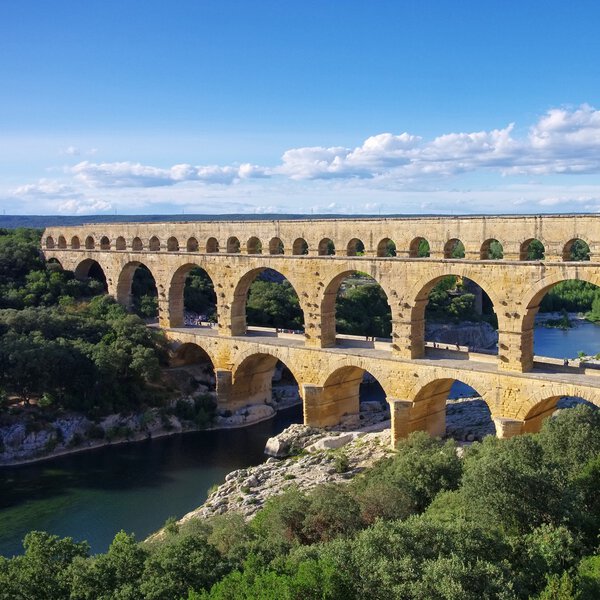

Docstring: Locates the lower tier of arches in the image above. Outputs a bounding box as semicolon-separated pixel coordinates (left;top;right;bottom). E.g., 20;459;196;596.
166;329;600;448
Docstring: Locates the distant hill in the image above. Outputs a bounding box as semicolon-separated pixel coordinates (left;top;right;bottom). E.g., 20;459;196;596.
0;214;368;229
0;212;589;229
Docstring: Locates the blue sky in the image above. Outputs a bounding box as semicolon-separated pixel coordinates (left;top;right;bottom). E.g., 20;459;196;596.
2;0;600;215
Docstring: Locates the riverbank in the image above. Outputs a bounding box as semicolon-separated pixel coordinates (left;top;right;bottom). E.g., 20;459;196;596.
0;385;302;467
151;395;496;539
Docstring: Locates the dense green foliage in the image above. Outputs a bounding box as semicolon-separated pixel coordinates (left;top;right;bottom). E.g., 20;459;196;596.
0;297;168;414
0;228;104;309
0;408;598;599
0;229;169;415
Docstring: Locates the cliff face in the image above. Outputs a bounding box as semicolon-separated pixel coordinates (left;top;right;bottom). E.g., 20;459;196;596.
425;321;498;350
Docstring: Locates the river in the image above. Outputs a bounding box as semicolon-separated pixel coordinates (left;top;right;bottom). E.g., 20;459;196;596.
1;321;599;557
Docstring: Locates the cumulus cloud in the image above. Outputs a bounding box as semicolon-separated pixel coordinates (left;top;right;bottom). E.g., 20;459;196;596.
47;105;600;190
71;161;270;187
56;198;112;214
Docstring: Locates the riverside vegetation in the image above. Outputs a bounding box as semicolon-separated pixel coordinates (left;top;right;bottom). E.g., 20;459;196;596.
1;228;599;598
0;408;598;599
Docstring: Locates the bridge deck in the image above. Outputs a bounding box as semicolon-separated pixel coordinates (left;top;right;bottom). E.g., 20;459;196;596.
163;325;600;390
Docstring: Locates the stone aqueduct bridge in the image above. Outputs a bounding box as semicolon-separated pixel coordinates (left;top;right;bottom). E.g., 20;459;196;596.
42;215;600;445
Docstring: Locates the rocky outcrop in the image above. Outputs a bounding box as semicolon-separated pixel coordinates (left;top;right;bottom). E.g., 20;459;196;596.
176;422;394;526
425;321;498;349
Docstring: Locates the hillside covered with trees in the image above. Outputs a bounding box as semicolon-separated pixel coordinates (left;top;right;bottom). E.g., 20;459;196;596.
0;407;598;599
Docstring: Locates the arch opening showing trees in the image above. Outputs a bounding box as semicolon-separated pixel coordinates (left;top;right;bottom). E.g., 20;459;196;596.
480;239;503;260
377;238;396;257
318;238;335;256
409;237;430;258
169;265;217;328
243;269;304;332
520;238;545;260
563;239;591;261
117;262;158;320
74;259;108;293
444;239;465;259
227;237;240;253
346;238;365;257
292;238;309;255
323;271;392;343
414;275;498;358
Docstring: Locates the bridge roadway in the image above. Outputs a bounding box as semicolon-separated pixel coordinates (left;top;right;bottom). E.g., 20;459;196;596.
164;325;600;446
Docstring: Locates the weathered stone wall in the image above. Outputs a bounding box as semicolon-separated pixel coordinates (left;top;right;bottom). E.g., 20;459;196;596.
42;214;600;260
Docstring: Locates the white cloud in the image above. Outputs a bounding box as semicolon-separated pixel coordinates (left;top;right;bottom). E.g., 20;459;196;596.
71;161;270;187
56;198;113;214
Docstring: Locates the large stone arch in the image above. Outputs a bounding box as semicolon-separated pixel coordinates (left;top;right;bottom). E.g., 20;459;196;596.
115;260;159;309
229;266;307;337
309;362;392;427
230;350;304;410
73;258;108;291
166;262;218;328
171;340;218;368
406;268;502;360
406;375;494;437
319;267;395;348
516;384;600;434
516;271;600;371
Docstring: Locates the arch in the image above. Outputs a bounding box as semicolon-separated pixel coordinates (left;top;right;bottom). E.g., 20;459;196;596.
230;267;305;336
168;263;217;328
116;261;159;318
230;351;303;410
149;236;160;251
346;238;365;256
480;238;504;260
318;238;335;255
409;272;500;359
444;238;465;258
71;236;80;249
167;236;180;252
292;237;309;255
57;235;67;249
246;236;262;254
170;342;217;394
563;238;590;261
73;258;108;291
377;238;396;257
46;257;63;270
320;269;393;346
518;390;600;434
317;365;391;427
269;237;284;255
206;237;219;253
100;236;111;250
410;377;493;438
85;235;95;250
186;237;199;252
45;235;55;249
116;236;127;251
172;342;217;370
520;238;545;260
227;236;240;253
409;237;430;258
518;273;600;370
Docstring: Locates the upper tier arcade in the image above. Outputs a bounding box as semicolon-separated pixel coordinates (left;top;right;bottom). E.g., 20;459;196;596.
43;214;600;261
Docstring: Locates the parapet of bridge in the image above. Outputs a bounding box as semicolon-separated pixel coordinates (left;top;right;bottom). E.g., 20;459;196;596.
42;215;600;446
